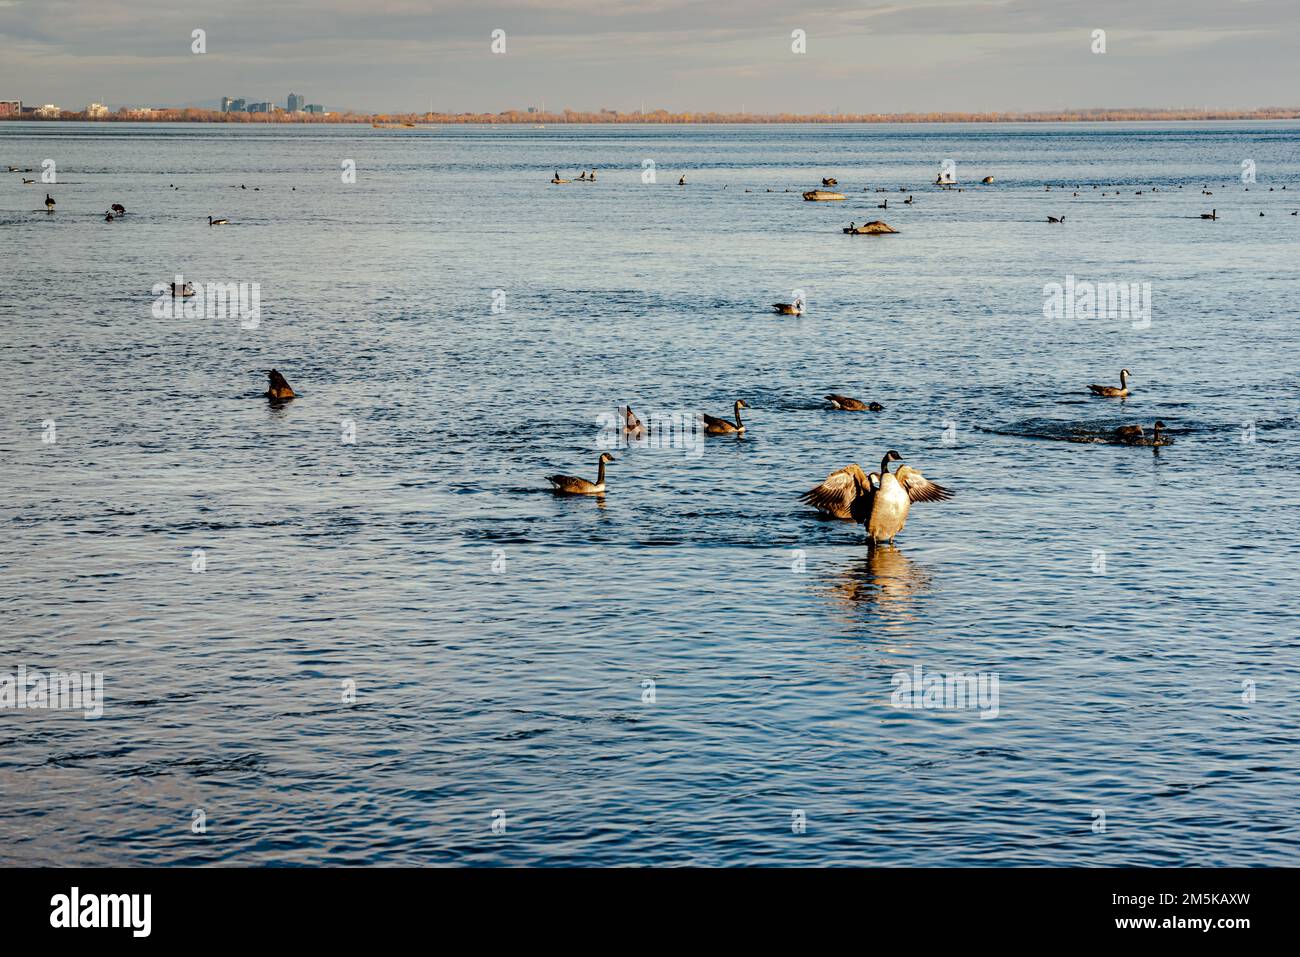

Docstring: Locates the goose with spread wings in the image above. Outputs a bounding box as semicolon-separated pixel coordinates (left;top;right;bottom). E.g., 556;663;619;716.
802;449;953;543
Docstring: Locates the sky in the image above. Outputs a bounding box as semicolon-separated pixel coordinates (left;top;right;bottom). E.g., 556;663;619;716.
1;0;1297;114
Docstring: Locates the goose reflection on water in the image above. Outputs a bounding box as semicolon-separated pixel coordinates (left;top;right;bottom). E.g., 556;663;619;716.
824;545;932;620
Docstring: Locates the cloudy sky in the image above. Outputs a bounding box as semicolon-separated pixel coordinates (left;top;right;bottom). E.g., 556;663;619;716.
1;0;1296;113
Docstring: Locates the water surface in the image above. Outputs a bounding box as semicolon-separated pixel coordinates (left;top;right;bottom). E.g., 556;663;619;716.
1;122;1298;865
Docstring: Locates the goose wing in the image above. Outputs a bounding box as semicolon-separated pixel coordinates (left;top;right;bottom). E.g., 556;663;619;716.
801;463;869;519
894;464;953;503
701;413;734;431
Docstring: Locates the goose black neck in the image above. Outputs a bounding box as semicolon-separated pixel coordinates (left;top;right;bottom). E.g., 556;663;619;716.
880;454;893;475
596;459;606;485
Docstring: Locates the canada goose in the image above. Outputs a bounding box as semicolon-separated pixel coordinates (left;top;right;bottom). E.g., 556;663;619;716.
1116;421;1172;446
678;176;686;186
903;194;914;205
623;405;645;440
804;451;952;542
577;171;587;181
208;216;228;225
865;450;953;545
1047;215;1064;223
589;169;596;181
21;178;34;184
1200;209;1217;220
824;394;883;412
703;400;747;435
169;282;195;298
547;452;614;495
1088;368;1131;398
550;170;569;184
45;193;55;211
111;203;125;215
772;298;804;316
104;212;115;222
877;199;888;209
265;369;295;401
982;176;994;184
799;464;879;521
822;177;838;187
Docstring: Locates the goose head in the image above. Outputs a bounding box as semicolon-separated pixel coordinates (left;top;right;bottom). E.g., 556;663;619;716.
1120;368;1131;384
881;449;902;472
735;399;749;410
598;452;615;465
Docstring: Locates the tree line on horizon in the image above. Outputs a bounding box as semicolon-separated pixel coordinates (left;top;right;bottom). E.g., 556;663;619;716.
6;106;1299;124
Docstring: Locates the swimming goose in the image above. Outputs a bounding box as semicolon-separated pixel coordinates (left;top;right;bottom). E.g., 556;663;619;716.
22;177;34;184
822;177;838;187
208;216;228;225
169;282;195;298
865;450;953;545
877;199;888;209
772;298;804;316
703;400;747;435
547;452;614;495
678;175;686;186
623;405;645;439
45;193;55;211
1117;420;1172;447
982;176;994;184
824;394;883;412
903;194;914;205
104;212;115;222
1200;209;1216;219
1088;368;1131;397
265;369;295;401
800;464;879;521
1047;215;1064;223
111;203;125;215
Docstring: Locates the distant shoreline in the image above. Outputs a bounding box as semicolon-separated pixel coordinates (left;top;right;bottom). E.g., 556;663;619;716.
4;107;1299;125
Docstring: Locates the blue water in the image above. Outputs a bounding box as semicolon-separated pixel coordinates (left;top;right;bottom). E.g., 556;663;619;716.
1;121;1298;865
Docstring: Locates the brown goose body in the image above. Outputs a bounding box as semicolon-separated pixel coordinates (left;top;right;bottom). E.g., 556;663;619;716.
864;450;953;545
1119;421;1172;447
547;453;613;495
1088;367;1131;398
623;405;645;439
773;299;804;315
824;394;882;412
703;400;747;435
265;369;295;400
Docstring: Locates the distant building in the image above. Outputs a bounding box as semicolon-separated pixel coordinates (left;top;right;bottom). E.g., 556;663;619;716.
527;107;538;114
86;103;109;118
287;92;304;112
229;98;246;112
36;104;62;118
304;104;324;114
247;102;270;113
221;96;233;112
0;100;21;117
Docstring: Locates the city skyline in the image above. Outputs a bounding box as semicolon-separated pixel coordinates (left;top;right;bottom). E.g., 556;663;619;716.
1;0;1298;115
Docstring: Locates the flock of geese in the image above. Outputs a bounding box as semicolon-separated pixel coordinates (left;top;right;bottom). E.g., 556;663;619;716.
36;191;231;226
540;361;1166;546
18;157;1280;547
535;164;1222;546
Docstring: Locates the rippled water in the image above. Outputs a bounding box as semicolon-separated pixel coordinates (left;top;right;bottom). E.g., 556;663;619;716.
2;122;1298;866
